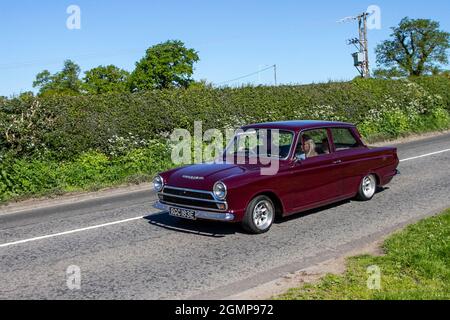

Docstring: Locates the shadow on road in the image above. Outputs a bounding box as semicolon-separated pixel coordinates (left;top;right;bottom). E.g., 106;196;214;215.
275;199;352;224
146;189;389;236
144;213;241;238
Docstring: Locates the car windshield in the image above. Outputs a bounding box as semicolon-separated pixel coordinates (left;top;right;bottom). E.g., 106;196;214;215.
225;129;294;159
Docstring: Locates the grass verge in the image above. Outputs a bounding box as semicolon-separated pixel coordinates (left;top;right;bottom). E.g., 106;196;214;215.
276;209;450;300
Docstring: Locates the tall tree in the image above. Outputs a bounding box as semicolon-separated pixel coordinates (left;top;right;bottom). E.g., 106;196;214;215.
130;40;199;91
83;65;130;94
375;17;450;78
33;60;82;96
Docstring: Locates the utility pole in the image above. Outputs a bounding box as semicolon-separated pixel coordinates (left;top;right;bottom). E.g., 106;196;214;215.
273;64;277;86
339;12;370;78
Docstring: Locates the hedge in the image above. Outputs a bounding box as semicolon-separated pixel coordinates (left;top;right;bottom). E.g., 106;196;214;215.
1;76;450;202
1;75;450;161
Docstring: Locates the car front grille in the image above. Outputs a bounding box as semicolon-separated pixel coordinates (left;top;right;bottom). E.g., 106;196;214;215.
158;186;227;212
163;187;215;200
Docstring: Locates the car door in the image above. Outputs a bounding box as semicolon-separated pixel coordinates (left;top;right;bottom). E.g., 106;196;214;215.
288;128;341;210
329;127;369;197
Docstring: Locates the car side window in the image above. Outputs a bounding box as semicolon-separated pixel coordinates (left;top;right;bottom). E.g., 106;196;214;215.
331;128;361;151
295;129;331;160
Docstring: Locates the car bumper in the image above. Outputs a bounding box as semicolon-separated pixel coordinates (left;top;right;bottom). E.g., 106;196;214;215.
153;201;236;222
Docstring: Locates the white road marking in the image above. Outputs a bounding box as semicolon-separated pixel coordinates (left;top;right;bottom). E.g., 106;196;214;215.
1;148;450;249
400;148;450;162
0;216;145;249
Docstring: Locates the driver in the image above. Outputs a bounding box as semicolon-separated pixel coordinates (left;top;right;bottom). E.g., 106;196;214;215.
304;136;318;158
296;135;318;160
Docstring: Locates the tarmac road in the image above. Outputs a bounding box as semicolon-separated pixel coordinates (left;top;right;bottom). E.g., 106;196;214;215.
0;133;449;299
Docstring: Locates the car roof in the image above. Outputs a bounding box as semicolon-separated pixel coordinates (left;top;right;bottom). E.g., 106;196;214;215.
241;120;355;131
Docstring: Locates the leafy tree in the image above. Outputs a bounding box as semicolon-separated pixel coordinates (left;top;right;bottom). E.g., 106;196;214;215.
189;79;213;89
130;40;199;91
83;65;130;94
0;96;7;111
375;17;450;77
18;91;35;102
33;60;83;96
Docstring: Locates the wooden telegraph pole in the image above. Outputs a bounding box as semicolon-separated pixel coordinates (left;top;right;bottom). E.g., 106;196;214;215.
339;12;370;78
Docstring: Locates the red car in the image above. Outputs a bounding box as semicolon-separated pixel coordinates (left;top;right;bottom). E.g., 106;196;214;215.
153;121;400;234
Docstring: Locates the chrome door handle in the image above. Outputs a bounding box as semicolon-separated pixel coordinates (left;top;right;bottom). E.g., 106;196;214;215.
333;160;342;164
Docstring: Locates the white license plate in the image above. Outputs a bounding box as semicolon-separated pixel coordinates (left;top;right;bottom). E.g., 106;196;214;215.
169;207;196;220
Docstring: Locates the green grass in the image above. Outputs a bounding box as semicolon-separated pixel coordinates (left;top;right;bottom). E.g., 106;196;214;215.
0;146;173;204
276;210;450;300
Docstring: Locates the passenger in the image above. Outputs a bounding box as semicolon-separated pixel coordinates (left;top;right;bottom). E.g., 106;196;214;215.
303;135;318;159
295;135;319;160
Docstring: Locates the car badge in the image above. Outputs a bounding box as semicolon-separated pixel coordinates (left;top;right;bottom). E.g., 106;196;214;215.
182;175;205;180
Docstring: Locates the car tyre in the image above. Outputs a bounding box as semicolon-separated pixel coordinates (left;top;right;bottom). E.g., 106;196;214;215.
242;196;275;234
357;174;377;201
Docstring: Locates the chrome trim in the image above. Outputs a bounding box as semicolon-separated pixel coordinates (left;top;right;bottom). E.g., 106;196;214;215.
161;185;228;211
163;186;213;195
213;181;228;201
153;201;235;222
153;175;164;192
158;192;227;204
158;199;228;212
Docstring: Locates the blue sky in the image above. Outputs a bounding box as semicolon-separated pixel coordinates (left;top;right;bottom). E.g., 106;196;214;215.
0;0;449;96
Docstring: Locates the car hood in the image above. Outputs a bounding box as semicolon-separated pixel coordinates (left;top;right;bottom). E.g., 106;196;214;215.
165;163;253;189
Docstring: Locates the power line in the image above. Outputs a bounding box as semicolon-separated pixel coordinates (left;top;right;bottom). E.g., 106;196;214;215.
217;65;277;86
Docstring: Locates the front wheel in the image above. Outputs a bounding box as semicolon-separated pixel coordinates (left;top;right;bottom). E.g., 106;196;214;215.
357;174;377;201
242;196;275;234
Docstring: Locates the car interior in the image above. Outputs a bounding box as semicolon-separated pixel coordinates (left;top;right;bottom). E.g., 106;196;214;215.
295;129;331;159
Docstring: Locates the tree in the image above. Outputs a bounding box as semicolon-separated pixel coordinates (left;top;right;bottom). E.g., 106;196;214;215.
189;79;214;89
18;91;35;102
375;17;450;78
33;60;83;96
83;65;130;94
0;96;7;107
130;40;199;91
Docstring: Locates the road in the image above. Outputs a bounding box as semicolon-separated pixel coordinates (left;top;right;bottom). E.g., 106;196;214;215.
1;133;450;299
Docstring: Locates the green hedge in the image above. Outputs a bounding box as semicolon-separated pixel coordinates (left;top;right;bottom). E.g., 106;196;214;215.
0;142;172;202
1;76;450;202
1;76;449;160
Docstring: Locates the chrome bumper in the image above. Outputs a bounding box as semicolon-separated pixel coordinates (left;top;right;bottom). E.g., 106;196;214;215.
153;201;235;222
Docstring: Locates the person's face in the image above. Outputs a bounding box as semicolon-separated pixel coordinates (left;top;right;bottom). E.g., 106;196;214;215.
304;141;310;153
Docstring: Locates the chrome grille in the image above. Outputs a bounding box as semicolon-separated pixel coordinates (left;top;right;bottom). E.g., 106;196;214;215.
159;186;227;212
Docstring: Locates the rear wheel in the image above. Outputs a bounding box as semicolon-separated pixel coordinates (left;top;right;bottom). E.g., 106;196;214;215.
357;174;377;201
242;196;275;234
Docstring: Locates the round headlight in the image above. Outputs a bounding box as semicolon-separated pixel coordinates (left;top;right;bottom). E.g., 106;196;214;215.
153;175;164;192
213;182;227;200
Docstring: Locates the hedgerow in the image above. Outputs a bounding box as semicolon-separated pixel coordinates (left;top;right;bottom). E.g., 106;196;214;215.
0;76;449;202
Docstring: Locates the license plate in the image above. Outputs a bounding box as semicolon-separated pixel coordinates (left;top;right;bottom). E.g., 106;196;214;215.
169;207;196;220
